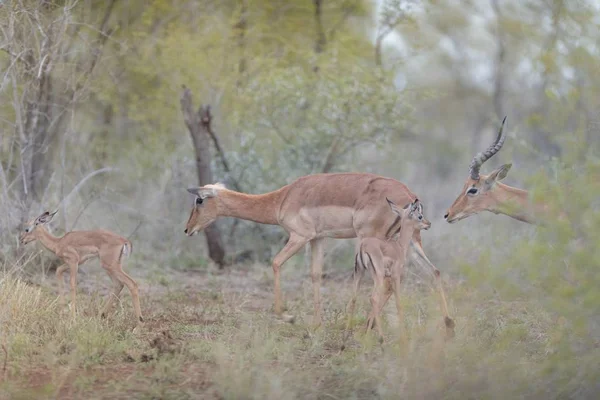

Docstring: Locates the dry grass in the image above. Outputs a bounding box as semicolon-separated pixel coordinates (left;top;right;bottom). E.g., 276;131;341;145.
0;252;597;400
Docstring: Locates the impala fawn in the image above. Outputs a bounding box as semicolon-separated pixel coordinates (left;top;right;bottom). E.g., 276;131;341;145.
19;211;143;327
343;198;431;346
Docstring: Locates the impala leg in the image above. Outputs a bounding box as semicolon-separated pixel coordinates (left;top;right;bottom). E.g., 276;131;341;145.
366;275;388;343
392;264;406;341
342;254;365;350
376;283;393;341
55;264;68;306
309;238;325;328
271;234;309;317
410;241;455;338
111;267;143;326
100;271;124;319
68;263;79;320
433;268;455;339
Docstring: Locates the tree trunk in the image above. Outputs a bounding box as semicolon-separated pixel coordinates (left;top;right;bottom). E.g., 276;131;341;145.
180;86;227;268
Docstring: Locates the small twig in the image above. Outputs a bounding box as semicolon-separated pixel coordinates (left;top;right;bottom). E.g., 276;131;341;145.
127;220;143;241
1;342;7;379
59;167;117;210
201;107;243;192
69;195;97;231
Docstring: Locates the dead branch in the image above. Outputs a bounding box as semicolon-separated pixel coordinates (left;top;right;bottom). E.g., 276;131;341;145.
375;0;405;66
314;0;326;53
199;105;243;192
1;342;7;380
234;0;248;86
77;0;117;91
327;0;360;41
320;135;341;173
59;167;117;211
69;195;98;231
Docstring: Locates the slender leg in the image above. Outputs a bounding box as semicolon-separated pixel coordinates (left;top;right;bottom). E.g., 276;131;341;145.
392;262;406;341
361;250;389;342
100;271;124;318
271;234;309;316
342;254;365;350
409;241;455;338
68;263;79;319
111;267;143;325
375;283;391;341
310;238;325;327
55;264;68;305
366;275;388;342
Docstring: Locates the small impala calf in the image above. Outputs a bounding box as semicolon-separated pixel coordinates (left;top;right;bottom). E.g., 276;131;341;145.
343;199;453;347
19;211;143;327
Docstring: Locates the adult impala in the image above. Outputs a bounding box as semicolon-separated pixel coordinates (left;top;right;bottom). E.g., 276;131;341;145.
185;173;454;331
20;211;143;327
445;117;542;224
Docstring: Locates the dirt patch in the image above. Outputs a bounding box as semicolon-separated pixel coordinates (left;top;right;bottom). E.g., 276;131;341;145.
8;361;217;400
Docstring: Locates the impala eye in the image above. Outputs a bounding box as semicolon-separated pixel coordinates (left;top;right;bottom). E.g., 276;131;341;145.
24;228;30;233
195;197;204;205
418;215;423;220
466;187;478;196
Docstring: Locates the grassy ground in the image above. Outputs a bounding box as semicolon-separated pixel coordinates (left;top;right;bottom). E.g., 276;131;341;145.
0;254;596;400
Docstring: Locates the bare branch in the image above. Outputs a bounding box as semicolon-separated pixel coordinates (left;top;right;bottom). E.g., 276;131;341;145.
59;167;117;210
314;0;326;53
69;194;97;231
80;0;117;84
320;135;341;173
375;0;406;66
200;106;243;192
326;0;360;41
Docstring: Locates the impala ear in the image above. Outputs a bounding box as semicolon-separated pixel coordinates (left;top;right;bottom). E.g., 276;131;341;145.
485;163;512;187
187;186;217;199
36;210;57;225
386;198;404;215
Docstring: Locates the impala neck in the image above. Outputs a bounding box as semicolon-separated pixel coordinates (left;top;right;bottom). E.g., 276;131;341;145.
34;226;62;254
217;188;284;225
393;222;417;258
490;183;535;224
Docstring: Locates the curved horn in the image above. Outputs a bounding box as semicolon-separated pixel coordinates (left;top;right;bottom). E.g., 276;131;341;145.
469;116;507;180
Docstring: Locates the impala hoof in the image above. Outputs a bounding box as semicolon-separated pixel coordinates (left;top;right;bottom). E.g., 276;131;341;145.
444;317;456;339
281;314;295;324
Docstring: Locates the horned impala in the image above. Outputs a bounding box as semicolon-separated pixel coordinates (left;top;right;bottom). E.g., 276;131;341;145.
445;117;548;224
343;198;452;346
19;211;143;327
185;173;454;332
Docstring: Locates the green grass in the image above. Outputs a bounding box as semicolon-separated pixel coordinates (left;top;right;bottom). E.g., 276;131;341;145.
0;257;597;400
0;156;597;399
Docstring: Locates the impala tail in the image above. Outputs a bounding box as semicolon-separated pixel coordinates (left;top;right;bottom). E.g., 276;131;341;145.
121;240;133;261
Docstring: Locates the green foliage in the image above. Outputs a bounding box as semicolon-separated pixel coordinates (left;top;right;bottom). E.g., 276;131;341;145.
2;0;600;396
459;144;600;394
